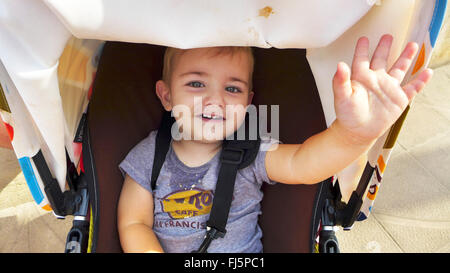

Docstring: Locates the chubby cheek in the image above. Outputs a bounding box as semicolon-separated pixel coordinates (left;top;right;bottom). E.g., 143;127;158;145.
171;92;197;110
224;105;248;137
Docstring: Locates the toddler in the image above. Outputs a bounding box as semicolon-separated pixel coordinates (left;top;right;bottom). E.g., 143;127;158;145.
117;35;432;253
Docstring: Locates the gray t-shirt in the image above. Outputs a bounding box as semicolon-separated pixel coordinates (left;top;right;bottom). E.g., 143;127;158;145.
119;130;278;253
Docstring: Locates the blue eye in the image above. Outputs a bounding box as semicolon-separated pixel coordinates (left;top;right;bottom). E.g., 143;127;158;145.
225;86;242;93
187;81;205;88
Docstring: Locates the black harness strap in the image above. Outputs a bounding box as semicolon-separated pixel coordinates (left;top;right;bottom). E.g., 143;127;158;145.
196;140;258;252
151;111;260;253
207;146;243;232
151;112;175;191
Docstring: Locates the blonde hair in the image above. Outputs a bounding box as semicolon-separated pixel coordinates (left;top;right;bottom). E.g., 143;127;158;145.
162;46;254;90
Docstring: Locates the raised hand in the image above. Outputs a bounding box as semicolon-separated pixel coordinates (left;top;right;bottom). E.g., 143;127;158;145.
331;34;433;145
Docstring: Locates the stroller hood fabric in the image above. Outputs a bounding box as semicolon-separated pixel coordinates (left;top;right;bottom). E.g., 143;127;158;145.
0;0;447;223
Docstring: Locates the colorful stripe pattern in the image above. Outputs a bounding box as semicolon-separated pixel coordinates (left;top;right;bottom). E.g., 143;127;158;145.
0;38;103;213
18;157;44;206
429;0;447;47
356;0;447;223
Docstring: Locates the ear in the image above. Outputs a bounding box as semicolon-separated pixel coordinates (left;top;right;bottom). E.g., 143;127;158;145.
155;80;172;111
247;91;254;105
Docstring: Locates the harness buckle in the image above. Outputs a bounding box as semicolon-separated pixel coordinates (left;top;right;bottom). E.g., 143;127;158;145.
192;226;226;253
220;148;244;165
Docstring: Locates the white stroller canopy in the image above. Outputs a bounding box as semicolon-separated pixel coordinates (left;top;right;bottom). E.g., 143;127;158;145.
0;0;446;217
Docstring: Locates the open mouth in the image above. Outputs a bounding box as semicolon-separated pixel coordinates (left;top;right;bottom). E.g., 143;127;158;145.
198;113;225;121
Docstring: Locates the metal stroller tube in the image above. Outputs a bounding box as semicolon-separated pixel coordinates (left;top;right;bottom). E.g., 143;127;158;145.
319;199;340;253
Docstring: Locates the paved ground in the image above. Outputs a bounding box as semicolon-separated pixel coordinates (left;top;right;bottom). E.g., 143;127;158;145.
0;148;73;252
336;63;450;253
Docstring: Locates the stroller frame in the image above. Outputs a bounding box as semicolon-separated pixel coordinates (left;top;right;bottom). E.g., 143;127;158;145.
0;0;447;253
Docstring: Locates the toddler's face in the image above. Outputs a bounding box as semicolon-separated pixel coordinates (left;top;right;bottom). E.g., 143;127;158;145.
157;48;254;142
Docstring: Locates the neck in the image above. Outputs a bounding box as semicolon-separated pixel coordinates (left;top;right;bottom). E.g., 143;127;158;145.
171;138;222;167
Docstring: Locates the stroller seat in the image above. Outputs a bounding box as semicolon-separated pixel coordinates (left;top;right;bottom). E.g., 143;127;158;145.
86;42;330;252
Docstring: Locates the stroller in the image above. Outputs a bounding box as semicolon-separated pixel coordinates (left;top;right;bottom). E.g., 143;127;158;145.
0;0;447;253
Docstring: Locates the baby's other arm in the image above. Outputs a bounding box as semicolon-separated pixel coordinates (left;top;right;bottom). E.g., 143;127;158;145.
117;174;164;253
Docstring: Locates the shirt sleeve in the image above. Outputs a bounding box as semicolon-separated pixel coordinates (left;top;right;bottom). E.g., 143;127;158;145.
252;136;281;185
118;130;157;193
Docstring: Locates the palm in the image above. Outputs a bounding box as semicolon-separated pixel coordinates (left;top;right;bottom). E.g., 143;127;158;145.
332;34;433;143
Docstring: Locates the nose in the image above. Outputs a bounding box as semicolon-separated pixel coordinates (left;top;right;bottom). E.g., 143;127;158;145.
203;85;225;110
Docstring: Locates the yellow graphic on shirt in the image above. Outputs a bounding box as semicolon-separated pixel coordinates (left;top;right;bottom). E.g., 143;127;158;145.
161;189;213;219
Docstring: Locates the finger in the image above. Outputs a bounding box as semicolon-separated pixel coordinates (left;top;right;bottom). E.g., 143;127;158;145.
402;68;433;101
388;42;419;82
333;62;352;101
370;34;393;71
351;36;370;77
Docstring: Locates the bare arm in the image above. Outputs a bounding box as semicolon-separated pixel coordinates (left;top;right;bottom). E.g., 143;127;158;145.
266;35;433;187
265;120;374;185
117;174;164;253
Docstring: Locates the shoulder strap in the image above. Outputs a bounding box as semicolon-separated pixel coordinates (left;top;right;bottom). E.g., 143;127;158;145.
195;115;261;253
151;111;260;191
151;111;261;253
195;138;260;252
208;138;260;232
150;111;175;191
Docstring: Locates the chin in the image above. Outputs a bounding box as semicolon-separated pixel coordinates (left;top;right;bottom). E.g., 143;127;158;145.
194;131;226;143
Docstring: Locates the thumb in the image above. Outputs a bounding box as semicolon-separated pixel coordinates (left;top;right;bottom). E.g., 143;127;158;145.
332;62;352;102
